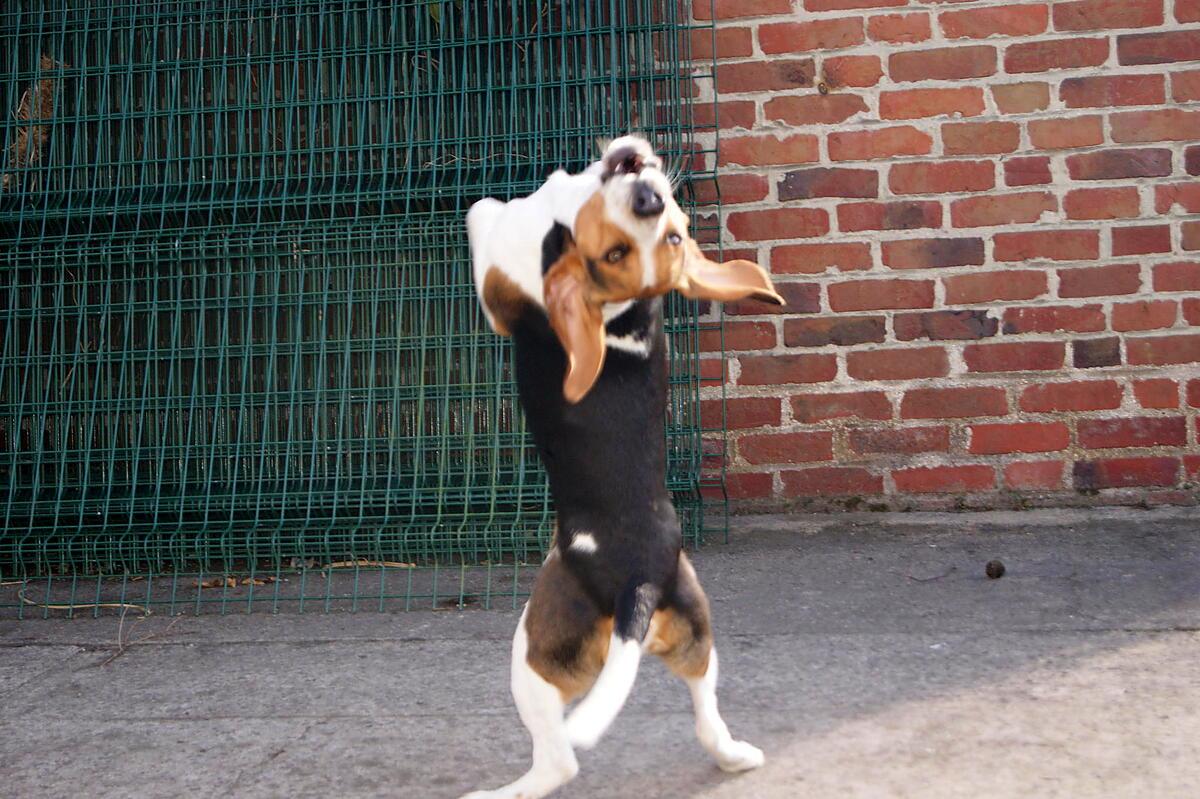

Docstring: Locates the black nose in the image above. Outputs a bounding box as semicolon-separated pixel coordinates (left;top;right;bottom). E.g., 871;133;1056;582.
632;182;664;218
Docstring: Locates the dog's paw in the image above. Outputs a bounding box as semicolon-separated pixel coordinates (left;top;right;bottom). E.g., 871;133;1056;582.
716;740;765;773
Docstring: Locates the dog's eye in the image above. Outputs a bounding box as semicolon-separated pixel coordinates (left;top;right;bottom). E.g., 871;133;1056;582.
605;246;627;264
666;232;682;246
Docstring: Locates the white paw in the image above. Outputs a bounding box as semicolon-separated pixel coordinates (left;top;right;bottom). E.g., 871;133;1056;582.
716;740;765;773
458;790;511;799
564;714;602;750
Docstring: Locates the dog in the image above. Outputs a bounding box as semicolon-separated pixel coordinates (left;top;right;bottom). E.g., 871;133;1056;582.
461;136;782;799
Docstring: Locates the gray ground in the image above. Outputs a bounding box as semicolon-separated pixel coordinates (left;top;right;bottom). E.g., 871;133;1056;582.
2;507;1198;799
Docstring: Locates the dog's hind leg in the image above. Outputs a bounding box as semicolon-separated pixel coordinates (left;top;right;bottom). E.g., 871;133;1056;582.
459;605;578;799
650;553;764;773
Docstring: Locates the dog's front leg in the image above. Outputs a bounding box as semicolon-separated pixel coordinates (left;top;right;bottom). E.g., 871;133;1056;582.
459;607;578;799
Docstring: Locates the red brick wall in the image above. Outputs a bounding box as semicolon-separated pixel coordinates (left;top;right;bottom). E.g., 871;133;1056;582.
693;0;1200;510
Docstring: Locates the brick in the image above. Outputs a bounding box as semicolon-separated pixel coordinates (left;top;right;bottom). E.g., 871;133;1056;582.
1058;264;1141;298
699;357;728;383
964;341;1065;372
1174;69;1200;102
778;168;878;201
890;46;998;82
772;242;873;274
829;126;933;161
895;310;999;341
700;397;781;430
846;346;950;380
1187;223;1200;252
893;465;996;493
764;94;868;125
838;200;942;232
849;426;951;455
1004;460;1065;490
1181;0;1200;22
1188;146;1200;176
690;27;754;60
1020;380;1123;412
805;0;907;9
1188;455;1200;481
692;101;757;131
969;422;1070;455
1060;74;1166;107
1190;379;1200;407
1118;30;1200;65
760;19;865;53
1064;188;1142;220
951;192;1055;227
1006;37;1109;73
1113;300;1178;332
890;161;994;194
1079;417;1187;449
727;282;822;315
1134;379;1179;409
781;467;884;497
824;55;885;88
944;271;1048;304
727;208;829;241
1053;0;1164;31
1127;334;1200;365
1003;305;1106;334
992;82;1051;114
993;229;1100;261
1073;337;1122;368
882;237;985;269
695;0;793;20
738;353;839;385
784;316;886;347
719;134;820;166
717;59;816;93
714;471;774;500
1112;225;1172;256
828;279;936;311
1029;116;1104;150
1154;262;1200;292
901;387;1009;419
1066;148;1173;180
1074;457;1180;489
879;87;986;120
700;321;776;352
941;5;1049;39
1004;156;1053;186
739;430;833;465
694;173;769;206
943;122;1020;155
1157;183;1200;214
869;13;932;44
1186;298;1200;325
1112;109;1200;143
792;391;892;423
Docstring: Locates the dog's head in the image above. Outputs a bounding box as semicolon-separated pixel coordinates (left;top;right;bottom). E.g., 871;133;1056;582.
478;136;784;403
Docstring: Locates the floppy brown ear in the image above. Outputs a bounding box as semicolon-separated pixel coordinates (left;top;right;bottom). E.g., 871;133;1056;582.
544;253;606;404
676;243;785;306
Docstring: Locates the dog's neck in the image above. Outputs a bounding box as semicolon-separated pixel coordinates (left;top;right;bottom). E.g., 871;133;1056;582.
511;298;671;522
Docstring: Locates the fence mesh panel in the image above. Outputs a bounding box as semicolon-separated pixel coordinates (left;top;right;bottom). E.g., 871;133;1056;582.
0;0;721;616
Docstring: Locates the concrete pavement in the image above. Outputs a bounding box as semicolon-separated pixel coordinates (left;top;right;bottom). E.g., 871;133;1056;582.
1;507;1198;798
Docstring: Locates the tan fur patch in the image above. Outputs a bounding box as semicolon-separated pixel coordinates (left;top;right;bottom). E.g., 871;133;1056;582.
482;266;528;336
647;607;711;679
571;193;643;302
523;554;614;701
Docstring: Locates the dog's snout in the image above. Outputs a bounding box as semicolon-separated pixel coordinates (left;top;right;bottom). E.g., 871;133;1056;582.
631;182;664;218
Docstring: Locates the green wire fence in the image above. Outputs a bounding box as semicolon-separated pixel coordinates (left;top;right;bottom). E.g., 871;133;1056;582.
0;0;723;616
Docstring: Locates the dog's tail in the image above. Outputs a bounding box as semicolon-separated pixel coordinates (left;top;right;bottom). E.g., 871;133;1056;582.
564;581;662;750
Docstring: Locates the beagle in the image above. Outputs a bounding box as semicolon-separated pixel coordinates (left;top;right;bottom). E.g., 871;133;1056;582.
461;136;782;799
